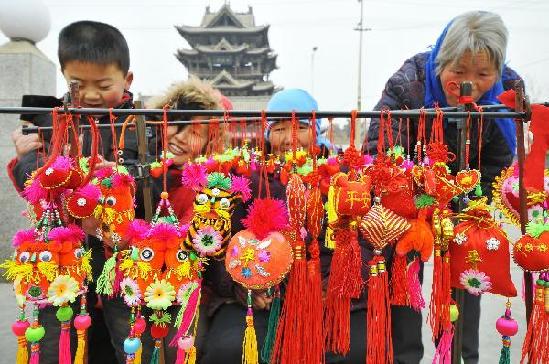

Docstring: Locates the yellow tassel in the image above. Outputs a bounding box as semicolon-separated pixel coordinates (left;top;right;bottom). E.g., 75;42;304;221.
74;329;86;364
242;314;258;364
134;341;142;364
15;335;28;364
324;185;337;249
184;346;196;364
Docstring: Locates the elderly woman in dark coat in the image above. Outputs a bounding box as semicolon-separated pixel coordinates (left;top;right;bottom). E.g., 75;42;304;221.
364;11;520;364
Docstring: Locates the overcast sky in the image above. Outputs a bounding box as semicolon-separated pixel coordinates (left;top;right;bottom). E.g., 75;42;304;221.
1;0;548;110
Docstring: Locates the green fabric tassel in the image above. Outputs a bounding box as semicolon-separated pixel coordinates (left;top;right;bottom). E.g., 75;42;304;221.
498;341;510;364
260;293;281;364
149;345;159;364
96;252;117;295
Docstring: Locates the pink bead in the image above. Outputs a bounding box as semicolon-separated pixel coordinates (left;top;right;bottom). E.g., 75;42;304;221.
73;314;92;330
178;336;194;350
134;316;147;335
496;316;518;337
12;320;30;336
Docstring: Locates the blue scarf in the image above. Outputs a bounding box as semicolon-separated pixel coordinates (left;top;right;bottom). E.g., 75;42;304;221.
424;22;516;155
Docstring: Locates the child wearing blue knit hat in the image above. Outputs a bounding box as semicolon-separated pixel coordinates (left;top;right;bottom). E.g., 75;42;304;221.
266;89;330;155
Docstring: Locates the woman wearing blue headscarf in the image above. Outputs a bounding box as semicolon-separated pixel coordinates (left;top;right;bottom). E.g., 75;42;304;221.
364;11;520;364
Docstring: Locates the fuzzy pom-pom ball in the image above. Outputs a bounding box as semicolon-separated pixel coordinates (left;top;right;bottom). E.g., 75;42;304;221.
242;198;289;240
230;175;251;202
12;229;35;248
181;163;208;191
125;219;151;243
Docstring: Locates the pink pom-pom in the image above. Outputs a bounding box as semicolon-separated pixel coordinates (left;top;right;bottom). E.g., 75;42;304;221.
180;223;190;236
134;316;147;335
363;154;374;166
125;219;150;243
12;229;35;248
112;173;135;188
181;163;207;191
11;320;29;336
327;156;339;166
230;175;251;202
95;167;113;179
51;156;72;171
75;184;101;200
148;223;181;241
242;198;289;240
73;314;92;330
48;225;85;242
22;178;48;204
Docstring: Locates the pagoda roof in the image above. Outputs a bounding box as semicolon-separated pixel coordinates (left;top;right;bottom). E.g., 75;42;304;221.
176;24;268;35
201;4;256;28
210;70;255;90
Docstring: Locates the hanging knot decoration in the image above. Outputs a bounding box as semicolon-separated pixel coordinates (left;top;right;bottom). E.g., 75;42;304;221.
360;201;410;364
271;174;308;364
304;119;326;363
520;273;549;364
496;301;519;364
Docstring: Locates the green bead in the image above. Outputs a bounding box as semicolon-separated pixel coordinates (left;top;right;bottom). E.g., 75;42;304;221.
537;279;545;286
25;326;45;343
56;306;74;322
533;210;540;218
131;247;139;261
189;252;197;261
474;184;482;197
449;304;459;322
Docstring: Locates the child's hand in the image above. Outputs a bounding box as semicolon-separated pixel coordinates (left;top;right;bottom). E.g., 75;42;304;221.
234;286;273;311
94;155;117;170
11;124;42;159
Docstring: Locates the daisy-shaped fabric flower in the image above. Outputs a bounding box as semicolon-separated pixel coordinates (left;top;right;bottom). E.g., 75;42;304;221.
120;277;142;307
48;275;79;306
192;226;223;255
486;237;501;251
144;279;176;310
453;232;467;245
459;269;492;295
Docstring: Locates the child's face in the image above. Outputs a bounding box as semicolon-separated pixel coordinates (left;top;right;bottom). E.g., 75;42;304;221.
268;120;310;154
166;116;210;166
62;61;133;109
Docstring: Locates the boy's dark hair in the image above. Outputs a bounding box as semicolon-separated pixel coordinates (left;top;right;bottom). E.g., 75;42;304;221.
58;20;130;74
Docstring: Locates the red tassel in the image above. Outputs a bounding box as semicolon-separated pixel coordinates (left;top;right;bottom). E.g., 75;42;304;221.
305;240;325;364
272;174;308;364
432;327;453;364
271;244;307;364
324;228;362;355
521;279;549;364
390;254;408;305
429;250;451;341
408;257;425;311
366;256;393;364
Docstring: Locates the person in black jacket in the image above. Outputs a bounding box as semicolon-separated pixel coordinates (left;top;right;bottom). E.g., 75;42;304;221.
364;11;520;364
8;21;142;364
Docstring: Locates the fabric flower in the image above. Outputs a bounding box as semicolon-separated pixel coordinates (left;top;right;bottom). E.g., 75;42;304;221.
48;275;79;306
192;226;223;255
459;269;492;295
144;280;176;310
486;237;501;251
453;233;467;245
120;278;141;307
